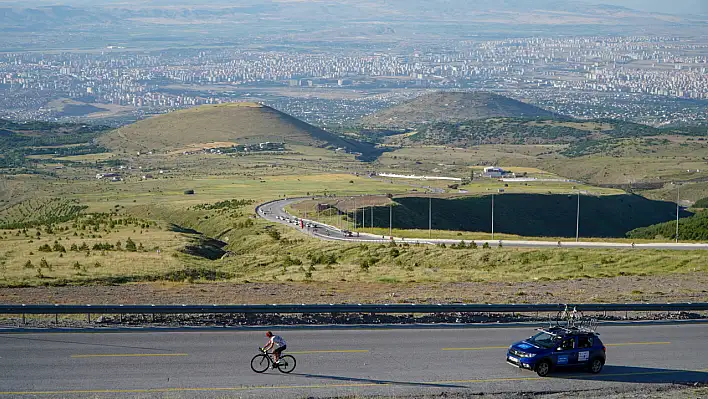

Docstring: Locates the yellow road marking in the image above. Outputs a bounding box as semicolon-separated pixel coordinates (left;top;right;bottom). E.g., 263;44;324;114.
2;368;708;396
443;346;509;351
606;342;671;347
288;349;369;354
71;353;189;358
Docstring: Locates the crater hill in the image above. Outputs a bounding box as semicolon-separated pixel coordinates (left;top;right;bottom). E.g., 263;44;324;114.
100;102;375;156
359;91;556;128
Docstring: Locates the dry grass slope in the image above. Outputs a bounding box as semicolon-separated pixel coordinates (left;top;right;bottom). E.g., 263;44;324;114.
360;91;556;128
99;102;368;153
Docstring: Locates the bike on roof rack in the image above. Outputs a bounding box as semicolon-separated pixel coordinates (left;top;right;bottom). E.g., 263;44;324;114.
551;304;598;333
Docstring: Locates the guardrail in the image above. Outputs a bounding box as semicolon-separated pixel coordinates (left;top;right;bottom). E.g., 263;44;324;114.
2;303;708;316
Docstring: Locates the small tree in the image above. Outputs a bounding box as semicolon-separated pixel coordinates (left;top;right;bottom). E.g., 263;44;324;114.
39;258;50;269
24;260;34;269
125;238;137;252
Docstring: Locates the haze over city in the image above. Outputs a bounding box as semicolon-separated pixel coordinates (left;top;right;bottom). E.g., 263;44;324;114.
1;1;708;399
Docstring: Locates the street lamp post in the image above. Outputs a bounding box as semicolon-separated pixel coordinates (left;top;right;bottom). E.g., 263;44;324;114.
676;184;680;243
491;194;495;240
371;205;374;230
389;203;393;237
428;194;432;239
576;191;580;242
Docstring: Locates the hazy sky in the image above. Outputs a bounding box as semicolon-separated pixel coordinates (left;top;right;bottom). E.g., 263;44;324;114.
602;0;707;14
2;0;707;15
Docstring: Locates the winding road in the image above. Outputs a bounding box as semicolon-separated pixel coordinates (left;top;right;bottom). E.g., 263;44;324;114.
257;198;708;250
1;325;707;398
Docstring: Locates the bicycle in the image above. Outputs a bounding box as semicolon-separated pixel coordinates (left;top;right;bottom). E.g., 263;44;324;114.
556;305;584;327
250;348;297;374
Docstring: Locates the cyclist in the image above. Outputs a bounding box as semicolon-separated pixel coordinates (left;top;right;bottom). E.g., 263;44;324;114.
262;331;287;368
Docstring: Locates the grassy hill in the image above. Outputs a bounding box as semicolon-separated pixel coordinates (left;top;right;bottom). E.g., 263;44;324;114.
405;118;702;147
359;92;556;128
100;102;377;156
628;210;708;241
360;194;690;238
0;119;110;168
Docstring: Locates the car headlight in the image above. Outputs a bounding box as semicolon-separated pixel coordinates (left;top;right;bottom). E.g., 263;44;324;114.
519;352;537;358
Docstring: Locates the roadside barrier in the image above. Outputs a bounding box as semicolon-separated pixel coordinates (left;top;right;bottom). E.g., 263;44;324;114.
1;303;707;324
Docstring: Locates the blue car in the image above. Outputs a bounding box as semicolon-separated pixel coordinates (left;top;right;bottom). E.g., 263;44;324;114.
506;326;606;377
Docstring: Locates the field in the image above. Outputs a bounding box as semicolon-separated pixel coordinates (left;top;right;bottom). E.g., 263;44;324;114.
2;112;708;305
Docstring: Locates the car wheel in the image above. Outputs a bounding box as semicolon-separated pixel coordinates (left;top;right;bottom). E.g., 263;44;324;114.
536;360;551;377
589;358;604;374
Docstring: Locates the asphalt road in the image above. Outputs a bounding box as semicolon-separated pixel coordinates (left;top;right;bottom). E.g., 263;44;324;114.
257;198;708;250
0;325;707;398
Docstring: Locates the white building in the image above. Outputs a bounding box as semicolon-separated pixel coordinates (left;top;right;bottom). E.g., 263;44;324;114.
483;166;505;178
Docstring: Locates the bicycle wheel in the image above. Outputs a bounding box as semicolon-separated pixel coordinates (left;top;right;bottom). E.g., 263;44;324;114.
250;354;270;373
555;311;566;326
277;355;296;374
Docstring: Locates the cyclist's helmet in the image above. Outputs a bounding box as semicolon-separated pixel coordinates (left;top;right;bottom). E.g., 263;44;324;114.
266;331;273;337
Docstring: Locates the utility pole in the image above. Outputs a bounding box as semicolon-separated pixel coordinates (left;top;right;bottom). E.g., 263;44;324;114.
389;203;393;237
362;204;366;229
371;205;373;230
576;191;580;242
428;193;432;239
676;184;680;243
353;197;356;230
491;194;495;240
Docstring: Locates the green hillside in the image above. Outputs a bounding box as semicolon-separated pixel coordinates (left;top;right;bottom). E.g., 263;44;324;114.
99;102;377;157
0;119;109;168
407;118;703;148
627;211;708;241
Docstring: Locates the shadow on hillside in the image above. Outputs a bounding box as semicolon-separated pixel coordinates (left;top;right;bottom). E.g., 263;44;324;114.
168;224;201;235
360;194;692;238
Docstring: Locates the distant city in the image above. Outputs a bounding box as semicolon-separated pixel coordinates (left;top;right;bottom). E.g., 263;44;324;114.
1;35;707;127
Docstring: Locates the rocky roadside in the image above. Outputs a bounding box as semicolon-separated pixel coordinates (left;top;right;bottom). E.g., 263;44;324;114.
0;310;705;330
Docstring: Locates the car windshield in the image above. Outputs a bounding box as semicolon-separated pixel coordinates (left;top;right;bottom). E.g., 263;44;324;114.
527;331;560;349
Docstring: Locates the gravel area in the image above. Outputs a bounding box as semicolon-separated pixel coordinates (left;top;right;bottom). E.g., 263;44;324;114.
1;273;707;305
327;385;708;399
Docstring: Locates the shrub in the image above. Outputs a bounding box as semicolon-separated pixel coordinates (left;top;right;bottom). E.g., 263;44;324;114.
38;244;52;252
125;238;137;252
24;260;34;269
52;242;66;253
389;248;400;258
73;262;81;270
282;256;302;267
483;242;491;249
267;229;281;241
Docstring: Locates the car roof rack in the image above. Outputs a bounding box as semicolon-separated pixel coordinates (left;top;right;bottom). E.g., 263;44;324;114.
538;320;600;336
